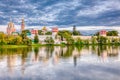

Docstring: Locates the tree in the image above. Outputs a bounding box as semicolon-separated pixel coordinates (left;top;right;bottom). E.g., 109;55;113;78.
94;32;100;36
45;31;52;35
72;25;81;35
22;37;32;45
58;30;75;44
107;30;118;36
0;32;7;45
13;36;22;45
73;31;81;35
75;38;83;45
58;30;72;41
34;34;39;44
44;37;54;44
97;36;107;44
21;31;27;39
38;30;43;35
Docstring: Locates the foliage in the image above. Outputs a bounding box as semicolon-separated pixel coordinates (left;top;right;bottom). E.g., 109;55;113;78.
94;32;100;36
34;34;39;44
58;30;73;44
75;38;83;45
45;31;52;35
38;30;43;35
97;36;107;44
94;30;118;36
107;30;118;36
73;31;81;35
0;31;32;45
44;37;54;44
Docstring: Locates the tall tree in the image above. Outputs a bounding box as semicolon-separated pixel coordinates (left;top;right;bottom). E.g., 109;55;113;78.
107;30;118;36
34;34;39;44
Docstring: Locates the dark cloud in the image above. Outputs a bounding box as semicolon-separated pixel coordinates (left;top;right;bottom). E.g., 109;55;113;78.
0;0;120;26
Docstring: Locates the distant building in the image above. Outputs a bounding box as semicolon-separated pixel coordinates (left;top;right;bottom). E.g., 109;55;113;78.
21;18;25;31
73;25;76;32
52;27;58;39
42;26;47;35
31;29;38;34
7;20;16;35
99;30;107;36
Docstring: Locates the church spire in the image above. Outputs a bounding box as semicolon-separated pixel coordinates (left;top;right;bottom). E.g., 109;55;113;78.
21;17;25;31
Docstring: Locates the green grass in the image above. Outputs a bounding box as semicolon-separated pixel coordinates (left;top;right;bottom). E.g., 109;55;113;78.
0;45;30;48
1;43;120;48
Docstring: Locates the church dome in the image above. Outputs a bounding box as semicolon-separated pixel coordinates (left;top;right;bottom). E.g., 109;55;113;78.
8;22;14;28
42;26;47;31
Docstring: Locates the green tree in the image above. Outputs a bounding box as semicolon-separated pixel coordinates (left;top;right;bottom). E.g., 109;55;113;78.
21;31;27;39
97;36;107;44
75;38;83;45
13;36;22;45
73;31;81;35
22;38;32;45
45;37;54;44
34;34;39;44
72;25;81;35
94;32;100;36
38;30;43;35
45;31;52;35
107;30;118;36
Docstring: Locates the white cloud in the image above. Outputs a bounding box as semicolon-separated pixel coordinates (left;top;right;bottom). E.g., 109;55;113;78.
77;0;120;17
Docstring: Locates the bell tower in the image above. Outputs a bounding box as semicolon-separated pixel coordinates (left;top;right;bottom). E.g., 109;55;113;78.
21;18;25;31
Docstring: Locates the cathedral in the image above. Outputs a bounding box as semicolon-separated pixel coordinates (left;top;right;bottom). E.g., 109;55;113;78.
7;18;25;35
7;20;16;35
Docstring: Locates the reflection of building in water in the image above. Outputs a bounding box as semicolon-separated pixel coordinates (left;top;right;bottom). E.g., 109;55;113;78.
72;48;81;67
29;46;70;66
7;55;17;73
107;46;118;57
100;50;108;62
21;53;27;75
52;47;61;65
30;47;49;64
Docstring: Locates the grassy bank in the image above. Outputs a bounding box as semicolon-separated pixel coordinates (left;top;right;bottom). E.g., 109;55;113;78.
0;44;65;48
1;43;120;48
0;45;30;48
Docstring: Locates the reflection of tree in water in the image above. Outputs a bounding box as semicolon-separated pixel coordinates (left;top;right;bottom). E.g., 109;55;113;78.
75;45;83;52
0;47;32;56
91;45;119;57
61;46;75;58
34;47;39;61
0;47;32;74
45;46;54;58
98;45;107;56
107;45;119;57
21;47;32;74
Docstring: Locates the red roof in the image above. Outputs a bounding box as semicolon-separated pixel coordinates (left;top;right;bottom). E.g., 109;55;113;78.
31;29;38;34
100;30;107;35
52;27;58;32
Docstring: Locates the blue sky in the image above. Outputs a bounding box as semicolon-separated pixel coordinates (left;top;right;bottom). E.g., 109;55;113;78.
0;0;120;26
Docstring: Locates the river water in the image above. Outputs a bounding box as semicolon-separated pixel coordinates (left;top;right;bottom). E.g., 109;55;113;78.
0;45;120;80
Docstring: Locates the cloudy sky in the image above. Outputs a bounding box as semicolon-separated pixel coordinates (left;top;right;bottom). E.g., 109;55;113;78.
0;0;120;27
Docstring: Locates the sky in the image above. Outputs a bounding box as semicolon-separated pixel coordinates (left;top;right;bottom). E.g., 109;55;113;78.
0;0;120;27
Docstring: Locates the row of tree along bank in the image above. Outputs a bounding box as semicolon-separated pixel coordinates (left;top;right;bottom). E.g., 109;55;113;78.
57;30;120;45
0;28;120;46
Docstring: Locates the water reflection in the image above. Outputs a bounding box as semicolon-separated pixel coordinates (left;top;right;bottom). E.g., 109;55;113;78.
0;45;120;78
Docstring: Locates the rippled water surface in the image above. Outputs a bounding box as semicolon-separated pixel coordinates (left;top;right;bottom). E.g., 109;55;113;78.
0;46;120;80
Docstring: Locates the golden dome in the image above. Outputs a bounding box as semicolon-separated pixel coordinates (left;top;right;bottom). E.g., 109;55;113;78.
8;22;14;28
42;26;47;31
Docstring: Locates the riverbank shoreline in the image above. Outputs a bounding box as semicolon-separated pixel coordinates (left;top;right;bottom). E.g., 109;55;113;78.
0;43;120;48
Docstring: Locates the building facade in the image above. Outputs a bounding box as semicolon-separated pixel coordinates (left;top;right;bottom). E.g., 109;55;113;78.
7;21;16;35
21;18;25;31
